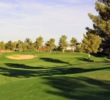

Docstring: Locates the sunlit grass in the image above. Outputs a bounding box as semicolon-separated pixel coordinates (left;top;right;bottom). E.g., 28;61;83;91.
0;52;110;100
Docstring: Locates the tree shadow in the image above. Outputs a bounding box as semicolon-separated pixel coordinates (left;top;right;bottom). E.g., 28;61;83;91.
76;58;94;62
0;66;51;78
49;66;110;75
44;76;110;100
40;58;69;64
5;63;44;69
92;52;108;57
0;63;48;77
0;63;109;77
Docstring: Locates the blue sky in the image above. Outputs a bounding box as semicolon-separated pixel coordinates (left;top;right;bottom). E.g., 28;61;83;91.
0;0;97;43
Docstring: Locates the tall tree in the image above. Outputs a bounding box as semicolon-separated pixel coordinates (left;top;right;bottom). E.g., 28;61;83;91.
88;0;110;57
12;41;17;51
45;38;56;52
5;41;13;50
70;37;77;47
59;35;68;53
24;38;33;51
34;36;43;51
81;33;102;60
16;40;24;51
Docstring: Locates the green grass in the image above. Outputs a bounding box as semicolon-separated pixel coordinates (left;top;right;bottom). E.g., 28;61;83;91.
0;51;110;100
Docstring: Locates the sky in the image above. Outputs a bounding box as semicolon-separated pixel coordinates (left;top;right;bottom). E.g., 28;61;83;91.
0;0;97;43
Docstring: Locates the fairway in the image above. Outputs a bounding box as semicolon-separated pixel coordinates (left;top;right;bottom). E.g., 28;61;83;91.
0;0;110;99
0;52;110;100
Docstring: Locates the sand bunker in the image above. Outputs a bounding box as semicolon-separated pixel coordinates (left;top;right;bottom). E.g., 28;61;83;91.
7;54;35;60
0;50;12;53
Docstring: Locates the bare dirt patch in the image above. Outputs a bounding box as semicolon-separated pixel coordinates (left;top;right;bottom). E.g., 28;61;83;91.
0;50;12;53
7;54;35;60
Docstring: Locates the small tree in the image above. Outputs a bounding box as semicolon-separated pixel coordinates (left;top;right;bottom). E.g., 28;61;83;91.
70;37;77;51
70;37;77;47
34;36;43;51
16;40;24;51
81;33;102;60
45;38;56;52
0;41;5;50
59;35;68;53
24;38;33;51
12;41;17;51
5;41;13;50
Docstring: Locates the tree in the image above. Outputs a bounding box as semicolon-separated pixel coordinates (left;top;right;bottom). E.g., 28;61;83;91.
34;36;43;51
70;37;77;51
59;35;68;53
70;37;77;47
75;43;82;52
5;41;13;50
88;0;110;57
12;41;17;51
0;41;5;50
24;38;33;51
81;33;102;60
16;40;24;51
45;38;56;52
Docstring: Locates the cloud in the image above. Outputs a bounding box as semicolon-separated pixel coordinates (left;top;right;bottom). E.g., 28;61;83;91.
0;2;17;10
0;0;97;43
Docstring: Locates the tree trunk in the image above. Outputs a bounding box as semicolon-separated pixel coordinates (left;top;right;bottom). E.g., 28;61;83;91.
108;52;110;59
88;53;91;61
62;49;65;53
49;49;52;53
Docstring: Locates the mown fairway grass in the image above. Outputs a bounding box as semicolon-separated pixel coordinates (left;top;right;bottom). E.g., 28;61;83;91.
0;52;110;100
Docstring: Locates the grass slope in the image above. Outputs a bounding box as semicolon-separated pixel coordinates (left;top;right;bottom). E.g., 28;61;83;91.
0;52;110;100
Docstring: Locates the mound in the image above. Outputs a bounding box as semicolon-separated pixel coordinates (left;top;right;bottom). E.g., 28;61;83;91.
7;54;35;60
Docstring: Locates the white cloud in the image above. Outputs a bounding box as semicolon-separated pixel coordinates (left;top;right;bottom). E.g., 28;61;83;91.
0;2;17;9
0;0;97;43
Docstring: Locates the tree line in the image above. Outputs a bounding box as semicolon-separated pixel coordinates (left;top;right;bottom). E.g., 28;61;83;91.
0;0;110;59
0;36;78;52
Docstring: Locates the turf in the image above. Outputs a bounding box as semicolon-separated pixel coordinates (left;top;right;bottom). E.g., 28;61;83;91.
0;52;110;100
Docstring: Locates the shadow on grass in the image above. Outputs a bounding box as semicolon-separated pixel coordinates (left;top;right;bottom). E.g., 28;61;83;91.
76;58;94;62
0;63;109;77
0;64;48;77
5;63;44;69
92;52;108;57
49;66;110;75
40;58;69;64
76;57;110;63
44;76;110;100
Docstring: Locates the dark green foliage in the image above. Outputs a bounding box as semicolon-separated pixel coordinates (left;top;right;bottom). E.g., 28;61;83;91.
24;38;34;51
16;40;23;51
5;41;13;50
88;0;110;56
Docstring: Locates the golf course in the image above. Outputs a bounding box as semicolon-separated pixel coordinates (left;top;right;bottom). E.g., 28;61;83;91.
0;0;110;99
0;51;110;100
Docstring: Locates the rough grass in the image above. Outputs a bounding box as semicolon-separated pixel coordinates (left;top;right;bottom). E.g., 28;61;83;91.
0;51;110;100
